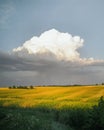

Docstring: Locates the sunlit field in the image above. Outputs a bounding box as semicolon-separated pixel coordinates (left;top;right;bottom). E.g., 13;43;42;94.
0;86;104;108
1;86;104;130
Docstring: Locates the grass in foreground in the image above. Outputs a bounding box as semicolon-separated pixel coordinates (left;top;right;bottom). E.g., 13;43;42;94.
0;97;104;130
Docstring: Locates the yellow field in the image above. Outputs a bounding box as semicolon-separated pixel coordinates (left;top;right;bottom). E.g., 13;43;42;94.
0;86;104;108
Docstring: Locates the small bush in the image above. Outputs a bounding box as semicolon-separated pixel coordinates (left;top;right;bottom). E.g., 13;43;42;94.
58;108;88;130
86;96;104;130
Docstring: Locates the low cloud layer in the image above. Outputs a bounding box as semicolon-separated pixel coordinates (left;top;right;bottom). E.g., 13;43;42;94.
0;29;104;86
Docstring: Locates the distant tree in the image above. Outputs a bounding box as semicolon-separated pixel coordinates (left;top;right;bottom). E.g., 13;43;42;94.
30;85;34;89
8;86;12;89
16;85;28;89
24;86;28;89
102;83;104;85
13;85;16;89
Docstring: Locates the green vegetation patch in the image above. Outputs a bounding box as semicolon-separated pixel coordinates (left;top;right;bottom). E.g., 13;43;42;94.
0;97;104;130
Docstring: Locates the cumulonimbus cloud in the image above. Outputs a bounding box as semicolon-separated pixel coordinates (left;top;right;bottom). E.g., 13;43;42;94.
0;29;104;85
13;29;104;65
13;29;84;61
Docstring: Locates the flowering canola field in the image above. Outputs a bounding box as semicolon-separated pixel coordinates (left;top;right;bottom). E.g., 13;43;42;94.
0;86;104;108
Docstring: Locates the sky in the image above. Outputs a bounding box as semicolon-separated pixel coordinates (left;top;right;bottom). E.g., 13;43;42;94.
0;0;104;86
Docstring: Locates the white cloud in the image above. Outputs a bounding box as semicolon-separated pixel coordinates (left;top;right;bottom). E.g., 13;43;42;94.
13;29;84;62
13;29;104;65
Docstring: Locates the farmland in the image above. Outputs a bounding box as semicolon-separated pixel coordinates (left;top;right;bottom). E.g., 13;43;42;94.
0;86;104;108
0;86;104;130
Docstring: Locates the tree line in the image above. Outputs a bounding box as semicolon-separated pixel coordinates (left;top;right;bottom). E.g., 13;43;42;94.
8;85;34;89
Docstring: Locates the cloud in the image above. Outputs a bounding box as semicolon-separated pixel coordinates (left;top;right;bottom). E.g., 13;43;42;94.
13;29;104;65
13;29;84;62
0;29;104;86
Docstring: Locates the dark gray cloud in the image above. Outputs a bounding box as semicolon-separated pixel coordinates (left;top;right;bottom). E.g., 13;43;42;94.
0;51;59;72
0;50;104;86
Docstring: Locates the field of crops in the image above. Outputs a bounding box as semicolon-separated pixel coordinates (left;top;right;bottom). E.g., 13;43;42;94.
0;86;104;108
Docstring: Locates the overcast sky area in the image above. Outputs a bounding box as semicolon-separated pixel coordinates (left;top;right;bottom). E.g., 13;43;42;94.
0;0;104;86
